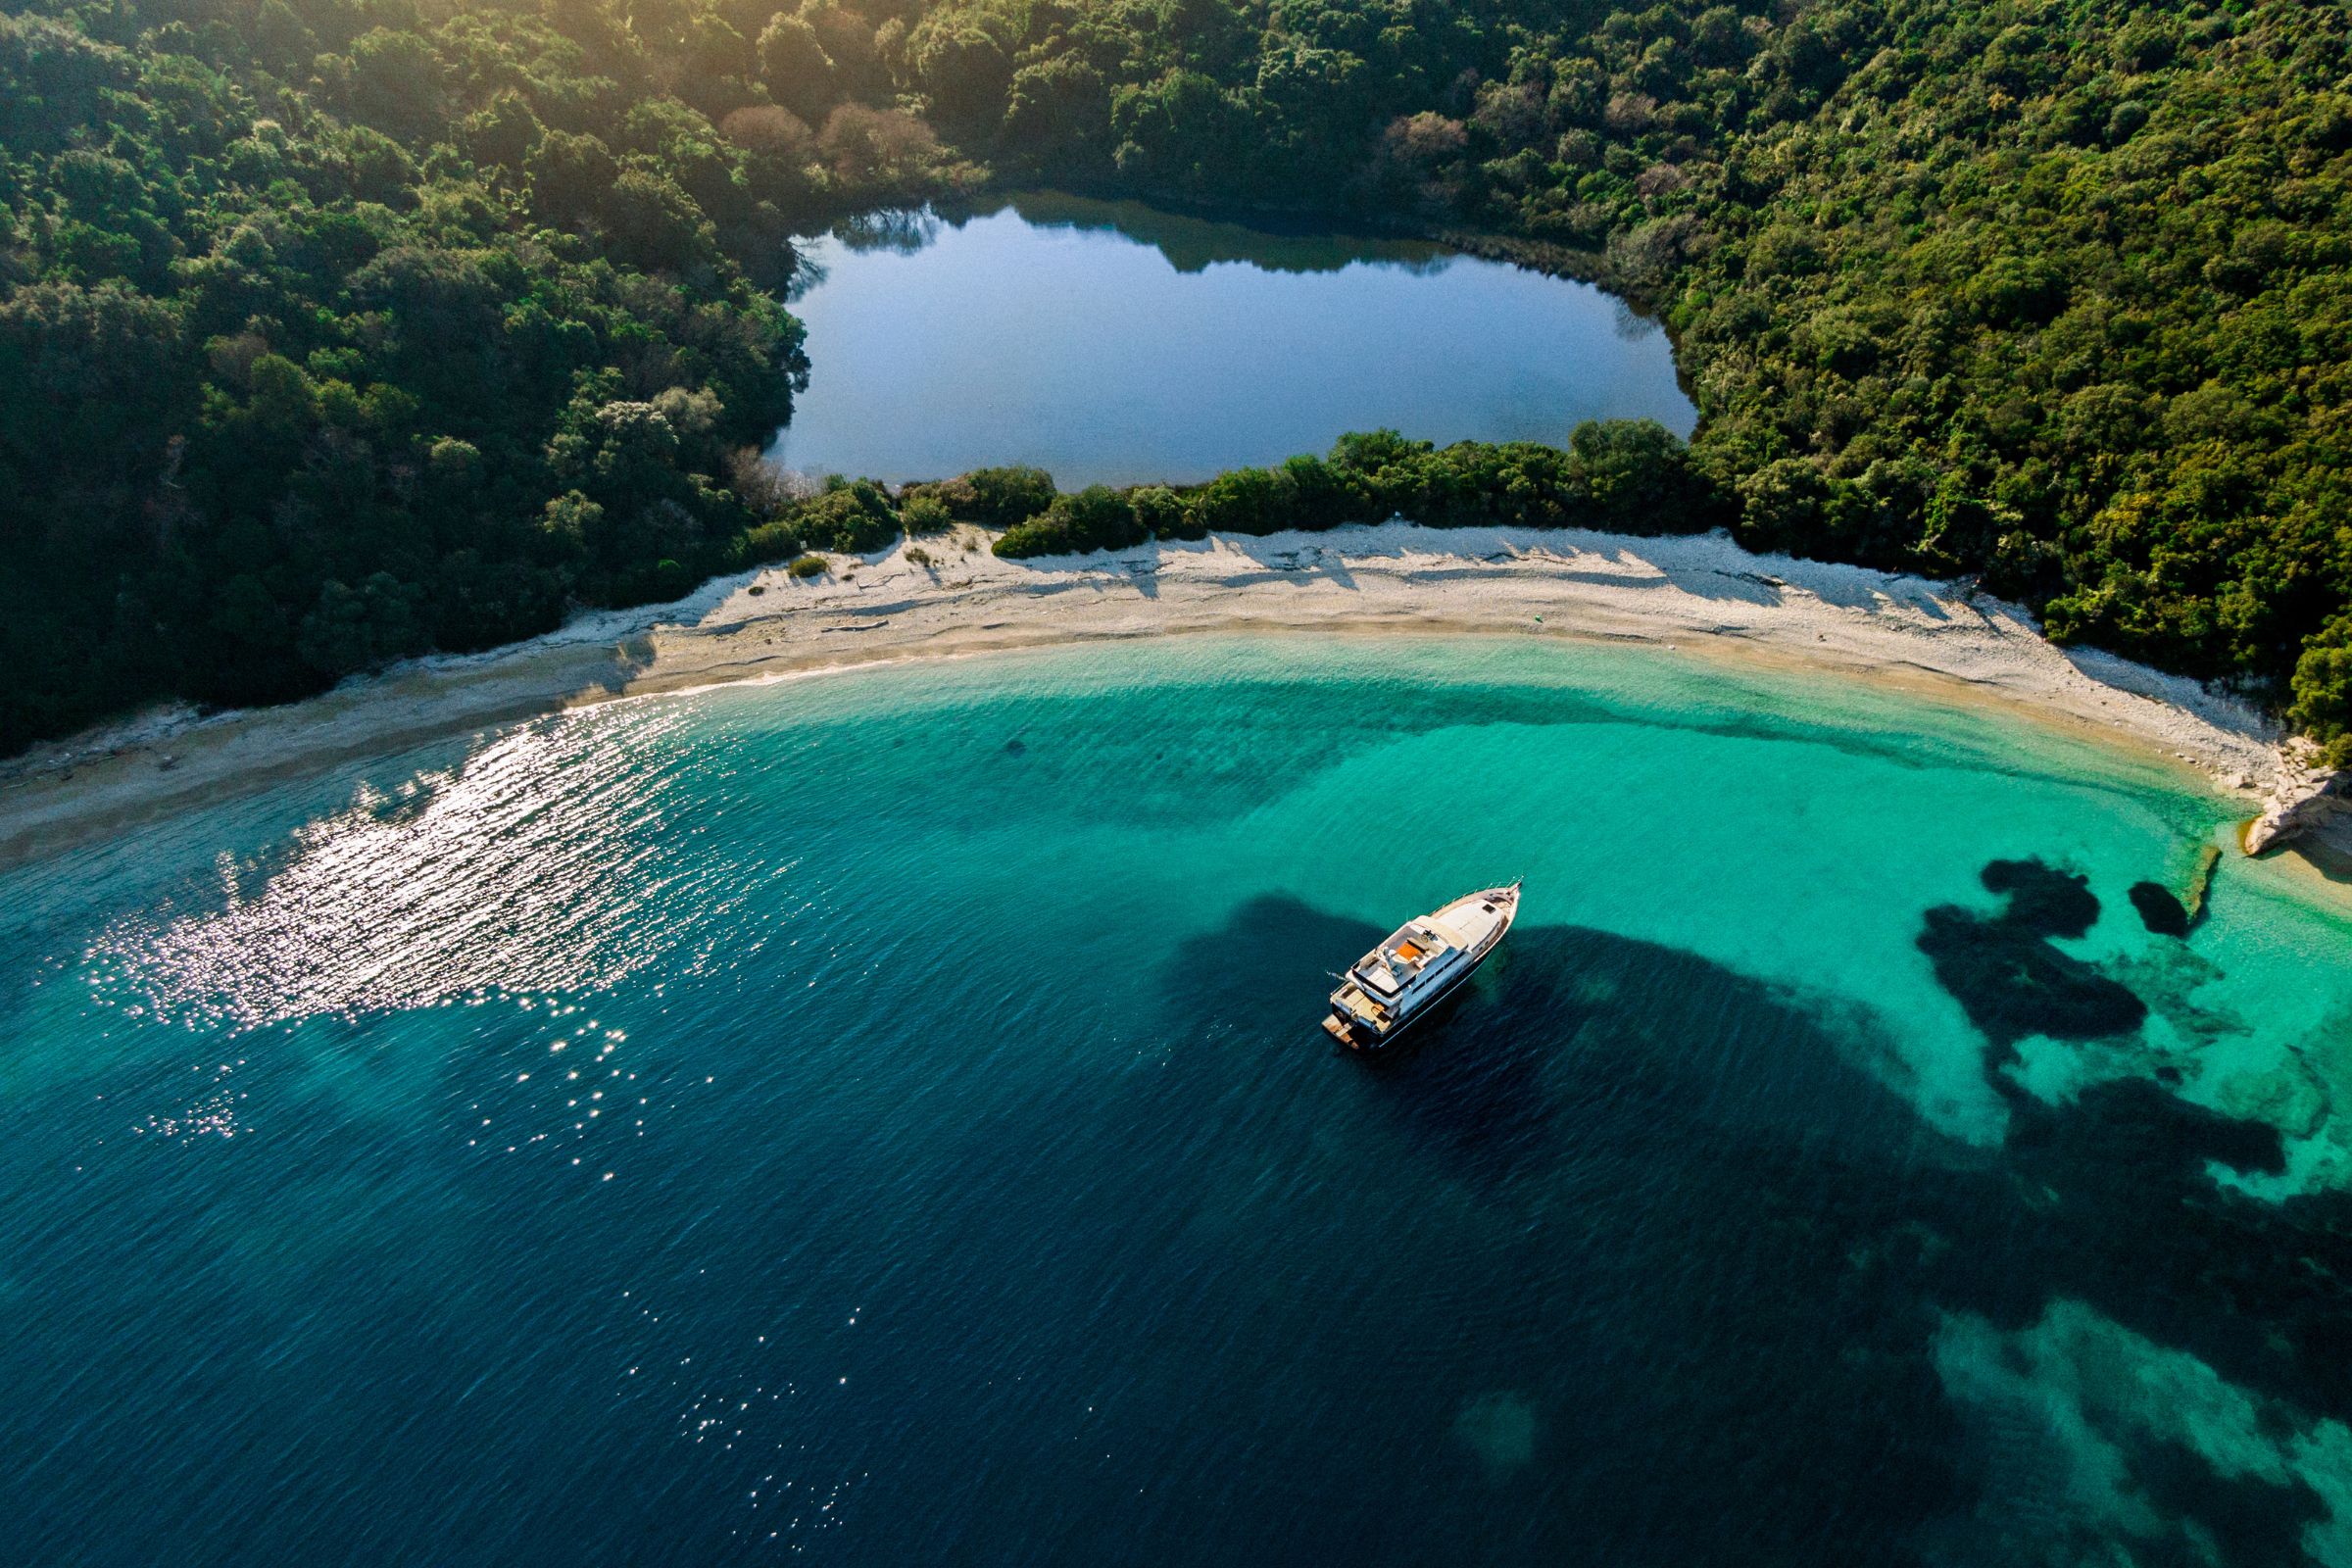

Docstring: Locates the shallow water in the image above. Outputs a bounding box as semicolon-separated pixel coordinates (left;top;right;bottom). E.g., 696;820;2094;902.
769;194;1697;486
4;636;2349;1566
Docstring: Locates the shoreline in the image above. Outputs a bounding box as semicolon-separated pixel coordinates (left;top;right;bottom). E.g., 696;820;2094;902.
4;521;2345;888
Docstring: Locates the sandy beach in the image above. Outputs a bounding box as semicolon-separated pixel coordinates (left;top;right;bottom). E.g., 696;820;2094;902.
4;520;2345;878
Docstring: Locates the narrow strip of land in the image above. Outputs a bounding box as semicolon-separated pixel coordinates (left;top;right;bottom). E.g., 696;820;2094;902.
4;522;2338;875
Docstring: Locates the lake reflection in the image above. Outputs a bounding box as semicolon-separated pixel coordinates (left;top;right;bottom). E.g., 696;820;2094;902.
771;193;1696;487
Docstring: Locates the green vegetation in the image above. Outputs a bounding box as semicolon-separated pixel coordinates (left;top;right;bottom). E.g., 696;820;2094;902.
905;465;1055;528
898;490;952;534
792;474;899;550
0;0;971;750
785;552;828;577
992;422;1719;556
2293;612;2352;759
9;0;2352;765
896;0;2352;760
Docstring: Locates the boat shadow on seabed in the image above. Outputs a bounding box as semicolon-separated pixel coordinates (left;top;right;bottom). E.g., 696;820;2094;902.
1166;893;1908;1189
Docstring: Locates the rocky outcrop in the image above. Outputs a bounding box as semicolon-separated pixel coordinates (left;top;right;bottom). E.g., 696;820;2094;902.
2242;740;2352;855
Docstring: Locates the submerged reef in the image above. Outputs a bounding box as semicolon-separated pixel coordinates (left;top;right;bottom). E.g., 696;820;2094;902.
1178;890;2352;1556
1916;859;2149;1050
2129;881;2192;938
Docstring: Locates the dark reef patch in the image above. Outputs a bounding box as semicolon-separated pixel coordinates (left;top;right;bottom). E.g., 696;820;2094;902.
1917;858;2148;1048
2131;1436;2328;1568
2130;881;2192;937
1140;878;2352;1561
1980;858;2100;939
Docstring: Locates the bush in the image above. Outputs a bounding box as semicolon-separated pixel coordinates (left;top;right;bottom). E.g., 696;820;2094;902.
994;484;1145;558
786;554;828;578
1191;466;1296;535
737;518;804;564
1131;485;1196;540
793;478;899;553
987;426;1732;558
297;572;428;678
933;466;1056;527
899;492;953;534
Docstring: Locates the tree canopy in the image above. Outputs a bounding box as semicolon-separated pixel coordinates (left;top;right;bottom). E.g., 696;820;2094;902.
897;0;2352;762
7;0;2352;766
0;0;972;747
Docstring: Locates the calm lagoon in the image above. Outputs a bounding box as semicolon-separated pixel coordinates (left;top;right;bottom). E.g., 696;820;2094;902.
770;194;1697;486
3;635;2348;1565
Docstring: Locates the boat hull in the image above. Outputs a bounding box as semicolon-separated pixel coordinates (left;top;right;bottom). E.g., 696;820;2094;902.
1325;910;1511;1054
1326;945;1486;1053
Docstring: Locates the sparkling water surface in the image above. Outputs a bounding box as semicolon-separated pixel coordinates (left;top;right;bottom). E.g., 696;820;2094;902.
5;636;2350;1566
770;194;1697;486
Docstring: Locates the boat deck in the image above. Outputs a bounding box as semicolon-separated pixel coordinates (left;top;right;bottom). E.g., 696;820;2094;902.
1326;884;1520;1052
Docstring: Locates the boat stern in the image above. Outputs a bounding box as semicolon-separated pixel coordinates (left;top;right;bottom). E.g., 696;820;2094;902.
1323;980;1390;1051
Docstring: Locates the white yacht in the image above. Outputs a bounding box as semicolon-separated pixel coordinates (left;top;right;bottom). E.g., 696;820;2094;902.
1323;882;1520;1054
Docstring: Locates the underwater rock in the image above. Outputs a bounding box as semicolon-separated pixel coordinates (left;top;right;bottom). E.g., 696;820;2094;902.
2109;948;2245;1057
2182;843;2222;926
2129;882;2191;938
1980;858;2100;939
2216;1058;2330;1142
1917;859;2147;1048
1931;1301;2338;1568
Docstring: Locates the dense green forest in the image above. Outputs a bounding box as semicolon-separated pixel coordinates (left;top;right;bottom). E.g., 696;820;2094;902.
978;422;1718;556
4;0;2352;764
0;0;972;746
898;0;2352;759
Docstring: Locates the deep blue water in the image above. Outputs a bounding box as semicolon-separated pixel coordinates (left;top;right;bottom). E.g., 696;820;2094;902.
3;637;2349;1565
769;194;1696;486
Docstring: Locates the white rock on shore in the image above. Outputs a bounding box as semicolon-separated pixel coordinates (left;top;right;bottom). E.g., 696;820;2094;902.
2242;739;2352;855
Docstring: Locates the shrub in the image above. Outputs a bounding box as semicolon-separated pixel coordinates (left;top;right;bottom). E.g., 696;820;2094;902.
899;491;953;534
979;426;1727;559
793;478;898;553
296;573;428;678
786;554;828;578
1191;466;1296;534
935;466;1056;527
718;105;813;157
1330;428;1434;478
738;518;804;564
994;484;1145;558
1130;485;1195;540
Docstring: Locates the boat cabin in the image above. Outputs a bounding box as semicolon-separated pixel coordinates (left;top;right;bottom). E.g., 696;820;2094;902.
1352;919;1465;1002
1324;883;1519;1050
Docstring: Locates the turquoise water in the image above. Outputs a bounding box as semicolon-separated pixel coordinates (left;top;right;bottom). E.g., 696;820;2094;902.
770;195;1697;486
5;636;2351;1564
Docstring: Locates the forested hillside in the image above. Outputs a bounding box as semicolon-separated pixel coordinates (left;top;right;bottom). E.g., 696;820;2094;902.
0;0;970;746
5;0;2352;764
902;0;2352;760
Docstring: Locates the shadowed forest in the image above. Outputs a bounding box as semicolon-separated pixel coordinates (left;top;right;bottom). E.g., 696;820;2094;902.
3;0;2350;764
